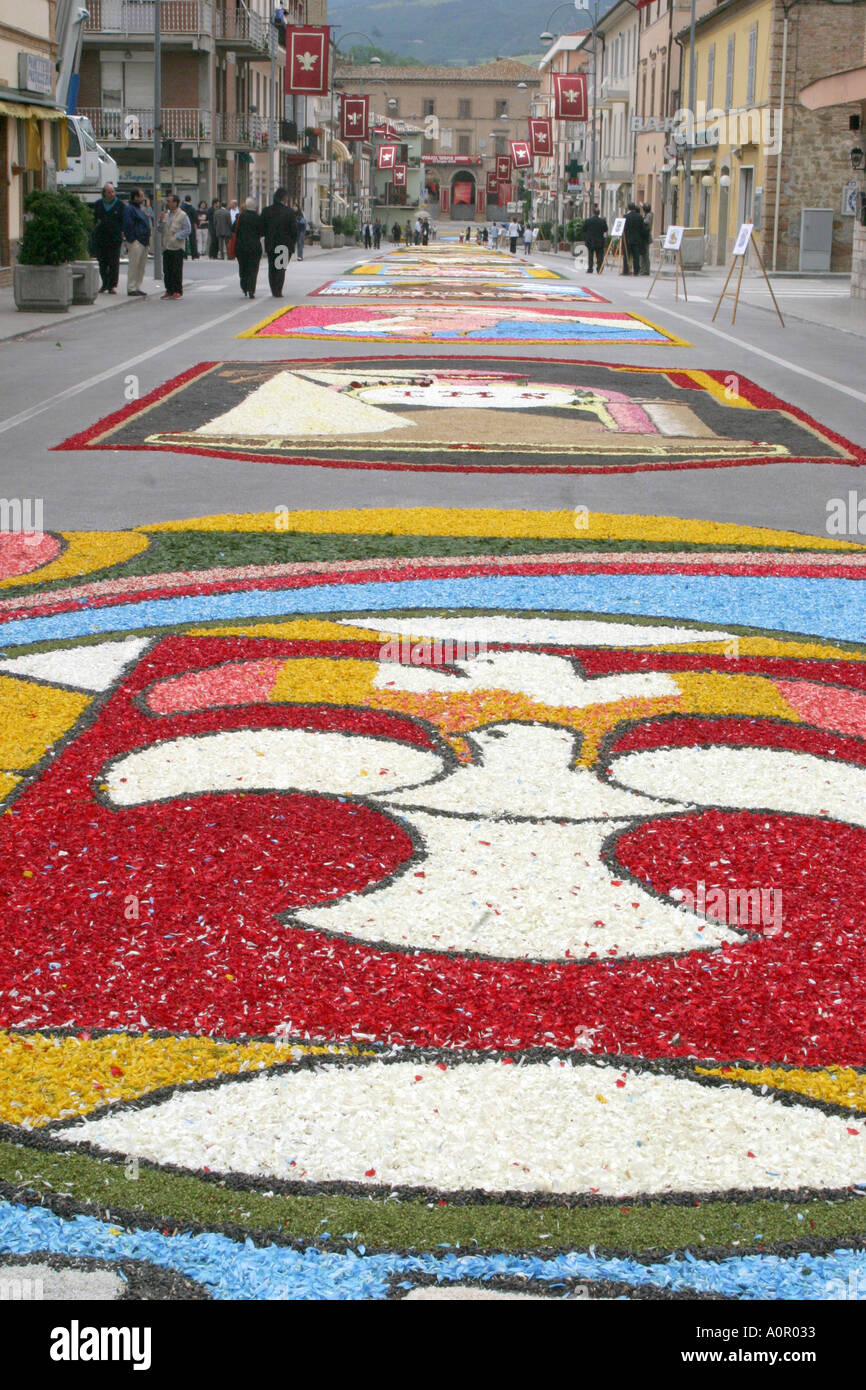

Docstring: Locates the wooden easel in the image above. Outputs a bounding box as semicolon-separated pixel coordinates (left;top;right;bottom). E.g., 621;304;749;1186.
646;239;688;302
713;225;785;326
598;233;623;273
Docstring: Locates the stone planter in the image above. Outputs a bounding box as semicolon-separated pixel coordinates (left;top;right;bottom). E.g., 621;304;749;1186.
536;240;552;252
70;259;100;304
319;225;335;249
13;263;73;312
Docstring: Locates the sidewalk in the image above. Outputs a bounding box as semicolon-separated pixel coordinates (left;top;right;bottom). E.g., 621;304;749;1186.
0;241;342;344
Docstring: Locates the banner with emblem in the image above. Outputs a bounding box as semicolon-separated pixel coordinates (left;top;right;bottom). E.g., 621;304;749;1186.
486;171;499;197
286;26;331;95
529;116;553;157
377;144;398;170
341;94;370;142
393;164;407;187
510;139;532;169
553;72;588;121
495;154;511;182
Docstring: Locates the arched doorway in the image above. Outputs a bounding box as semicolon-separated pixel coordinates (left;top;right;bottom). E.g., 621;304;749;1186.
450;171;476;221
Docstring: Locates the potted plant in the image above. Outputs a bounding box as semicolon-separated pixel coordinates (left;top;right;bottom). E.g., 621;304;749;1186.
537;220;554;252
566;216;585;252
14;189;92;311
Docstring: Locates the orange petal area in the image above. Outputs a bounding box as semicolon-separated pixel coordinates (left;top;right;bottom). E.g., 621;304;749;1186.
0;1031;363;1127
775;680;866;739
269;656;378;706
697;1065;866;1113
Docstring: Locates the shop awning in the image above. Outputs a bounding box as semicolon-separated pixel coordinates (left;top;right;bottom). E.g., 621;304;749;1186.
0;100;66;121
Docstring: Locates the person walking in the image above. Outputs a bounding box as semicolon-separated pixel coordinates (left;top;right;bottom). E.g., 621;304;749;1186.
235;196;264;297
421;219;429;245
582;206;608;274
180;196;198;258
622;203;645;276
159;193;191;298
213;201;232;259
522;223;533;257
363;221;372;250
91;182;125;294
640;202;654;275
196;200;209;256
507;217;520;255
295;206;307;260
260;186;297;297
206;198;219;258
122;187;151;297
373;220;382;249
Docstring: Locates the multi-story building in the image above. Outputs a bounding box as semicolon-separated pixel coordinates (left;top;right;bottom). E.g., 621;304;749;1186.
75;0;326;214
335;59;539;222
595;0;640;220
536;32;591;230
0;0;66;278
632;0;715;237
677;0;863;268
371;121;423;228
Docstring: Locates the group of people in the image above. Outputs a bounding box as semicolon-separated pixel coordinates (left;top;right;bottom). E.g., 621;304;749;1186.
581;203;654;275
362;221;383;249
390;218;432;245
88;183;309;301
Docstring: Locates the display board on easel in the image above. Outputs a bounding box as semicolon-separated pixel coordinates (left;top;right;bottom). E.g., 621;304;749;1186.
646;224;687;301
599;216;625;273
712;223;785;326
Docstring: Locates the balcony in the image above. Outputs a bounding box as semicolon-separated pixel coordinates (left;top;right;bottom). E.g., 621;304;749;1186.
78;106;212;142
215;112;269;145
599;153;633;180
213;6;270;52
84;0;213;39
600;75;630;106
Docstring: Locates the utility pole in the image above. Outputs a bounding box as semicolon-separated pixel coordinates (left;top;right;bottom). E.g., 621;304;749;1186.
682;0;697;225
152;0;162;280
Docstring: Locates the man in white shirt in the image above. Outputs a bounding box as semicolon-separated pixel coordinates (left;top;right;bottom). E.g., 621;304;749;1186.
507;218;520;254
229;199;240;226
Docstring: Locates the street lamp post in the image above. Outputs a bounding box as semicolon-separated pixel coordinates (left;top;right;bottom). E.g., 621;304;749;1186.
682;0;697;225
152;0;162;280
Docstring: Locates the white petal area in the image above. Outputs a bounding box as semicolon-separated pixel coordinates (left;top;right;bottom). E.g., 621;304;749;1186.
342;616;735;649
380;724;683;820
56;1060;866;1197
101;729;443;807
193;371;412;439
0;638;148;692
374;650;679;708
609;746;866;828
295;810;736;959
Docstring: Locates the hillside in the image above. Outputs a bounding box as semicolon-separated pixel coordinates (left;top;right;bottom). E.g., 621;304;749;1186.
327;0;597;67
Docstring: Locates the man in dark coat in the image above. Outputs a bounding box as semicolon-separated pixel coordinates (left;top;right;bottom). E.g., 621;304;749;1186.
235;197;264;297
581;206;608;273
622;202;647;276
91;182;125;293
260;187;297;297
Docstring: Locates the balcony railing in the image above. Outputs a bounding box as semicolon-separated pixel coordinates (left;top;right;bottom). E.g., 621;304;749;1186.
84;0;213;36
600;76;630;105
215;112;271;144
78;107;212;142
214;7;270;49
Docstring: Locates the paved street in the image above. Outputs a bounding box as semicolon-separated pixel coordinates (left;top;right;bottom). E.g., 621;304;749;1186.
1;240;864;535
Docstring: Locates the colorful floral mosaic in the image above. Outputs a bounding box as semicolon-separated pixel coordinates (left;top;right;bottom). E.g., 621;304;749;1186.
238;304;684;345
0;506;865;1299
56;360;865;474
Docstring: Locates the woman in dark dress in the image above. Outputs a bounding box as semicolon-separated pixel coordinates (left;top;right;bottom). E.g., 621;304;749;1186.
235;197;264;297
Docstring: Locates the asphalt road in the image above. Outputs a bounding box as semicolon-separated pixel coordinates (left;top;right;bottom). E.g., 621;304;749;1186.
1;244;863;536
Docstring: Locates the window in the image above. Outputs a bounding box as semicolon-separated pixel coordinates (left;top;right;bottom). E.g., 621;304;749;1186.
746;24;758;105
706;43;715;109
423;98;435;116
494;134;507;155
725;35;735;109
641;70;647;118
458;99;471;119
649;68;655;117
495;98;507;117
457;131;471;155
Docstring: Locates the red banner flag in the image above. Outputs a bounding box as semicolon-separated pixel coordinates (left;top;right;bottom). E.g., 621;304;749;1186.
495;154;511;181
286;26;330;95
553;72;588;121
510;139;532;169
341;94;369;142
393;164;407;187
377;144;398;170
485;171;499;196
529;116;553;157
